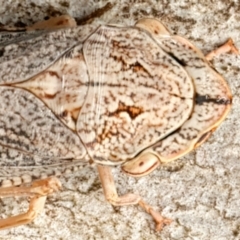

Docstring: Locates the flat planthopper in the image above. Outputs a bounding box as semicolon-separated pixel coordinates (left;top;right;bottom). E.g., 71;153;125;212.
0;8;236;231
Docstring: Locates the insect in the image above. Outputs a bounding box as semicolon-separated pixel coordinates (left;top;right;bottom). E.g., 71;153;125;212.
0;13;236;231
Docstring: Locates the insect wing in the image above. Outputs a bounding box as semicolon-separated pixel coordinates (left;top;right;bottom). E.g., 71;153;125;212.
0;27;92;184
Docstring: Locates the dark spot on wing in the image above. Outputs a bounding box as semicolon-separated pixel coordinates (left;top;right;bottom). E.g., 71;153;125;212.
109;101;144;120
167;52;187;67
195;94;232;105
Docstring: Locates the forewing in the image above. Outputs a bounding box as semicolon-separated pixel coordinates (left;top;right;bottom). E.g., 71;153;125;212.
0;26;97;184
0;86;90;186
0;29;48;46
0;24;97;84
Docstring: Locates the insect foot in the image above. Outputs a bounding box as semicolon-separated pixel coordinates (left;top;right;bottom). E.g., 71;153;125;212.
139;200;172;231
97;165;171;231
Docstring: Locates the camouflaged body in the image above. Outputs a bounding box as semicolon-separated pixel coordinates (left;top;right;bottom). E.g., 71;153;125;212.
0;20;231;187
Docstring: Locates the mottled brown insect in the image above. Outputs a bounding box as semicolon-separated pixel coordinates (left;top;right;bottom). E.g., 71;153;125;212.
0;13;236;231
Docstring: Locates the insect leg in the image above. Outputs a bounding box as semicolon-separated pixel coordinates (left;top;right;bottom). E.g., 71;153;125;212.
27;15;77;31
0;177;61;230
97;165;172;231
206;38;239;61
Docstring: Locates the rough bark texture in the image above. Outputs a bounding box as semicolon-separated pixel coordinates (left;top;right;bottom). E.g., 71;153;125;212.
0;1;240;240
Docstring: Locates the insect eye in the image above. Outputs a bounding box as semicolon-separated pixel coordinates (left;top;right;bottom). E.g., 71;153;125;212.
194;128;216;148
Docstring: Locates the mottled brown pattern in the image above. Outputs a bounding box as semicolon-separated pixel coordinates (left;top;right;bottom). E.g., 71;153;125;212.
0;17;231;191
109;101;144;119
